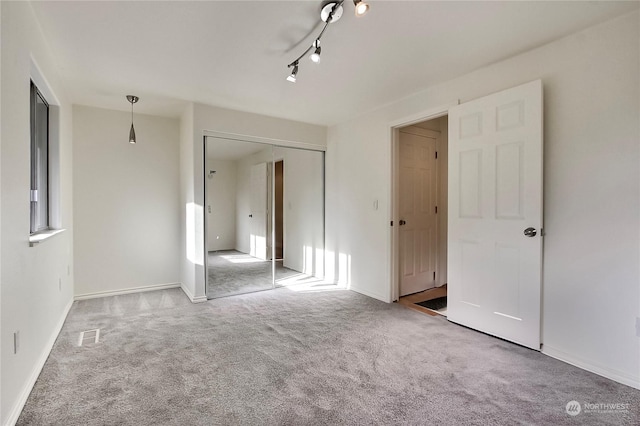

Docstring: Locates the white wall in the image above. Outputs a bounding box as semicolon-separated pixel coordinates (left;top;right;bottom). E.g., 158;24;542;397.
326;11;639;388
1;2;74;423
179;104;199;301
179;103;327;301
206;159;237;251
72;106;180;297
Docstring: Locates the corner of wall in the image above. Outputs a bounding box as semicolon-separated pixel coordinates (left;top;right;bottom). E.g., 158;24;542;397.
178;103;198;299
180;282;207;304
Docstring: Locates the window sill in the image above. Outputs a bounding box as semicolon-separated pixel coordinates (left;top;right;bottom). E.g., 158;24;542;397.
29;229;66;247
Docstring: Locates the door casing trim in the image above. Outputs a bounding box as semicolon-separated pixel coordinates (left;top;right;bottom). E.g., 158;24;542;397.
388;101;458;302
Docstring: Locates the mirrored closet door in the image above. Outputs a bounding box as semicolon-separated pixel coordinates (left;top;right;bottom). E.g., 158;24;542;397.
205;138;274;298
271;146;324;288
205;137;324;299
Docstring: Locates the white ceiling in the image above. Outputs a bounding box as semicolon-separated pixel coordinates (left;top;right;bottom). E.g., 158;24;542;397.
30;1;638;126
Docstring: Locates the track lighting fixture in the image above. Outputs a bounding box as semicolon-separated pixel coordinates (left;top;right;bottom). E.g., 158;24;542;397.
353;0;369;16
310;40;321;63
286;63;299;83
126;95;139;144
286;0;370;83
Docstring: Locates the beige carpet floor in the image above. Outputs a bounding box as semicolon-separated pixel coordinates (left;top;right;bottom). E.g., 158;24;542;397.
17;287;640;425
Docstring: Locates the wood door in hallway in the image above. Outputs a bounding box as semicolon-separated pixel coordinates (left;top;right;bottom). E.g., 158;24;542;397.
399;128;439;296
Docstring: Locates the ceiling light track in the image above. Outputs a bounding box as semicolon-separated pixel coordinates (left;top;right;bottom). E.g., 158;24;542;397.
286;0;369;83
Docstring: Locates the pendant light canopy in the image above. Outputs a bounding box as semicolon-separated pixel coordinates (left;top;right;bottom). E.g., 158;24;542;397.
126;95;139;144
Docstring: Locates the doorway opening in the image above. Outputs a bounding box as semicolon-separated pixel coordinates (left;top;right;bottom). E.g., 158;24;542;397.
393;115;449;317
390;81;543;349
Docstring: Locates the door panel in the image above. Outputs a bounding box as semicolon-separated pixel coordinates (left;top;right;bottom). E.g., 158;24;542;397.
448;80;543;350
459;239;483;307
399;129;439;296
459;149;482;218
495;142;524;219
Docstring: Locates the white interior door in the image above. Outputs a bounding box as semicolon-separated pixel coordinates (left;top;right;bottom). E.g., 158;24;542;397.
448;80;543;350
250;162;268;260
399;129;439;296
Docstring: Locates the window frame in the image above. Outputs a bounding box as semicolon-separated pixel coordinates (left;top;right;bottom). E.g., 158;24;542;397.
30;80;50;234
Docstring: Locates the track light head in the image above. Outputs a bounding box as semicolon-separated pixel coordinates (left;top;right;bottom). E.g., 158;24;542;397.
310;40;321;63
287;63;299;83
129;123;136;144
354;0;369;16
310;47;321;63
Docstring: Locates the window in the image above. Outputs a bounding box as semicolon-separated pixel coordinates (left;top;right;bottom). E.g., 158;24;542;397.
30;81;50;233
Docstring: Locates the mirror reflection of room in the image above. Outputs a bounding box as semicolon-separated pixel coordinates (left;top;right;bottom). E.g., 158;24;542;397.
206;138;274;298
272;146;324;288
205;138;324;299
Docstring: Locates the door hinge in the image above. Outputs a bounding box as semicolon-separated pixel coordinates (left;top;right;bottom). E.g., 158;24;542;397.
433;271;436;281
435;205;438;214
30;189;38;202
390;220;394;227
435;151;438;159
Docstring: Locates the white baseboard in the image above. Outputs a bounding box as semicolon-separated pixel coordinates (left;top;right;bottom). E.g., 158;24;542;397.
180;283;207;303
349;285;391;303
4;298;73;426
543;345;640;390
74;282;181;300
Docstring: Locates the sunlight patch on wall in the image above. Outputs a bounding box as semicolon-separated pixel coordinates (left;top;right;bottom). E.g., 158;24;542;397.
324;250;337;283
304;245;313;274
315;247;324;278
338;253;352;288
186;202;204;266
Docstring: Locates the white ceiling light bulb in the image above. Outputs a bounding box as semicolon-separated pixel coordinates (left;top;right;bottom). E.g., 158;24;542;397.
286;63;299;83
354;0;369;16
310;40;321;63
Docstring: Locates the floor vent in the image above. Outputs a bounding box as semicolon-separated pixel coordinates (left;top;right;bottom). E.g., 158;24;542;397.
78;329;100;346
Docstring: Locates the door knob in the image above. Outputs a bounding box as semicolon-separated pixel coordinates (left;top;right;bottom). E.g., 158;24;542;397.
399;220;406;226
523;227;537;237
249;214;253;218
